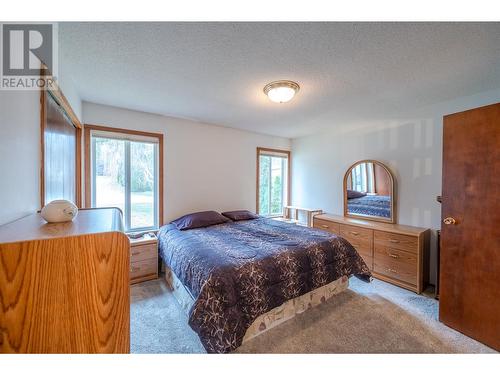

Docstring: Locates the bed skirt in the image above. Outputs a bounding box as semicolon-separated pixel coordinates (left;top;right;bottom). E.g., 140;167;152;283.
163;262;349;345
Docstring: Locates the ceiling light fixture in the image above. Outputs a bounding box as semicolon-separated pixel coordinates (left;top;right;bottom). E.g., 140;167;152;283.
263;80;300;103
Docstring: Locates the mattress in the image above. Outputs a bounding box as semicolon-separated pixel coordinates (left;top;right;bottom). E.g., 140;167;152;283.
164;264;350;344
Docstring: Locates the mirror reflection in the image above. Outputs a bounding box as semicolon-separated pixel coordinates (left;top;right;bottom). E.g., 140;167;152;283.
345;160;394;222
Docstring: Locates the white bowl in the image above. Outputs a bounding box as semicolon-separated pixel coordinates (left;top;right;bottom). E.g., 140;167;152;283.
41;200;78;223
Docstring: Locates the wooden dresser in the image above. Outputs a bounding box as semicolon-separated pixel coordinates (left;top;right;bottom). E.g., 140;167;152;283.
0;208;130;353
130;233;159;284
314;213;430;293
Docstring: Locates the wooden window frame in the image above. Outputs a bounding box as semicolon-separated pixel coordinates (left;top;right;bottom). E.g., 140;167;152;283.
40;85;82;208
256;147;291;216
84;124;164;228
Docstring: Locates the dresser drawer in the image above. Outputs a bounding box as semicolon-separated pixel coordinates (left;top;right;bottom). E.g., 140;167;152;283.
373;245;417;285
340;224;372;242
374;231;418;254
130;258;158;281
340;224;373;257
130;243;157;262
313;218;340;235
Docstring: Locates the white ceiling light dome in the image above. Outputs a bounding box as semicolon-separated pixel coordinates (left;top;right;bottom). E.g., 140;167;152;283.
263;80;300;103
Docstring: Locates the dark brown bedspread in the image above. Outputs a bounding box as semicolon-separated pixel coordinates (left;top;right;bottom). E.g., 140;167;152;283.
158;217;371;353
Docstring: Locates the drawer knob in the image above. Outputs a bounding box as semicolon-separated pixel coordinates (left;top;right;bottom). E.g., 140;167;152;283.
130;266;140;272
131;251;140;256
388;253;399;259
389;239;400;243
387;268;398;273
443;217;457;225
350;231;359;236
321;225;329;228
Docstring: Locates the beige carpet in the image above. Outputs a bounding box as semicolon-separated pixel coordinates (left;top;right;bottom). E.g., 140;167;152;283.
130;276;495;353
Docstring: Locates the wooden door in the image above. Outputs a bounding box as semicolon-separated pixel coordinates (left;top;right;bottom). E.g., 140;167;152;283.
440;102;500;351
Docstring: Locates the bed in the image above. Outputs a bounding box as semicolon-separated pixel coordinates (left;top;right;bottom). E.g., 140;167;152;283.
158;216;371;353
347;194;391;218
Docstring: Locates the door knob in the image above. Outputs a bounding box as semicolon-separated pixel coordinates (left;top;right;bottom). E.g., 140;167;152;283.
443;217;456;225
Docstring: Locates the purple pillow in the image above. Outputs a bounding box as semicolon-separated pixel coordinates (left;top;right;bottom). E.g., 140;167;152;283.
171;211;230;230
347;190;367;199
221;210;259;221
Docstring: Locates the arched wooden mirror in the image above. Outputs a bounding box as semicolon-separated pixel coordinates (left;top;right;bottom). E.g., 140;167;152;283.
343;160;396;223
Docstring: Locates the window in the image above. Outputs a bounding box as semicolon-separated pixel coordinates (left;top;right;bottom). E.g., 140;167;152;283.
85;125;163;232
350;162;375;193
257;148;290;216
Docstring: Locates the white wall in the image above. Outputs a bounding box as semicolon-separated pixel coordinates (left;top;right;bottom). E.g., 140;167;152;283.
291;89;500;284
58;35;83;121
0;91;41;225
83;102;290;223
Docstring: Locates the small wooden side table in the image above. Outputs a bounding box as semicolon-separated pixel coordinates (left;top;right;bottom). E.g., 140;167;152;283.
282;206;323;227
129;233;158;284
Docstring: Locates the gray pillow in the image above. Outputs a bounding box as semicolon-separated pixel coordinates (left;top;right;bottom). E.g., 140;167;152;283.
171;211;230;230
221;210;259;221
347;190;367;199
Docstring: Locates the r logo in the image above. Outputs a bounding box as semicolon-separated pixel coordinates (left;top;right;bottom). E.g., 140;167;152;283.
2;24;53;76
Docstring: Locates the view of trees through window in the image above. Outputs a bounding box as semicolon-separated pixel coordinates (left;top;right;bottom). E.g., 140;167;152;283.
93;136;157;231
350;162;375;193
259;153;288;216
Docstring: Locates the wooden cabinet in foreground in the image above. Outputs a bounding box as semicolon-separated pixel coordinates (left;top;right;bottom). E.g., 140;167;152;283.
0;208;130;353
314;213;430;294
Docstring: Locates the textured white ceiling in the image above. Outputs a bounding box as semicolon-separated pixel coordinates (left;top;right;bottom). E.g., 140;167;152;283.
59;22;500;138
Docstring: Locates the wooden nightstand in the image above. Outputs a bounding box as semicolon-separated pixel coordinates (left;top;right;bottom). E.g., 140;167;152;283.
129;233;158;284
